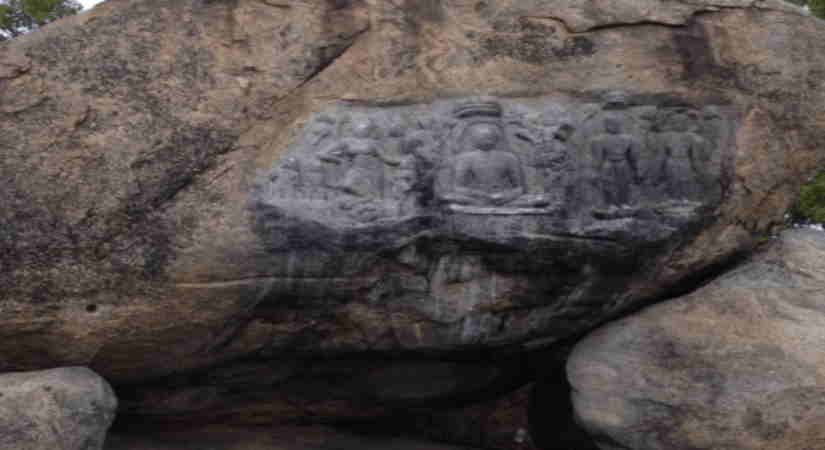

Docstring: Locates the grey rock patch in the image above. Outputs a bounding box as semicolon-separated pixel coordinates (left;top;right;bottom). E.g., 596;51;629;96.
567;229;825;450
0;367;117;450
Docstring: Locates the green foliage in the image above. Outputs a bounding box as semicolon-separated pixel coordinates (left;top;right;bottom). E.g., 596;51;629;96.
809;0;825;18
786;0;825;18
792;171;825;224
0;0;81;40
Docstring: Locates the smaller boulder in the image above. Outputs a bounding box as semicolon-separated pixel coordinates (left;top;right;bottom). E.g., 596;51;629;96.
0;367;118;450
567;229;825;450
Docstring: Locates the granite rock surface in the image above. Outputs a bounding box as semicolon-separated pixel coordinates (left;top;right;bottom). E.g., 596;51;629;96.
0;367;117;450
1;0;824;430
568;229;825;450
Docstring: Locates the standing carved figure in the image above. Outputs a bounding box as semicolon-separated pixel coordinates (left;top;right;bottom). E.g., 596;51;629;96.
303;116;337;200
590;117;641;206
654;114;709;201
534;123;572;196
318;120;388;200
391;136;422;216
268;157;302;198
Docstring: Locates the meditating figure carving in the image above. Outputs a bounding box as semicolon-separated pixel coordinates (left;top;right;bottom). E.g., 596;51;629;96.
440;123;527;206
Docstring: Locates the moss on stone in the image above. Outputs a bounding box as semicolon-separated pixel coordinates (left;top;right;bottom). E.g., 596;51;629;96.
792;170;825;224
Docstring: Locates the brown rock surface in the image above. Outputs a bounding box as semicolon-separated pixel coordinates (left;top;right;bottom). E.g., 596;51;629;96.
1;0;824;429
567;229;825;450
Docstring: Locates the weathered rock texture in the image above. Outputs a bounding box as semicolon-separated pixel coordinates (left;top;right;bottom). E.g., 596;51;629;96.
409;385;536;450
116;356;526;426
0;367;118;450
567;229;825;450
106;425;470;450
1;0;824;432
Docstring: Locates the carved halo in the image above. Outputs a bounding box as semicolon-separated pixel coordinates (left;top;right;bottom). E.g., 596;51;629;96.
448;100;513;156
453;101;503;119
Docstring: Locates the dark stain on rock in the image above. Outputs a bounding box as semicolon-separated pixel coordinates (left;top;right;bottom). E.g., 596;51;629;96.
407;0;445;24
672;19;735;82
743;408;787;441
479;18;596;64
530;368;600;450
563;37;596;58
326;0;352;10
123;125;237;280
474;1;491;17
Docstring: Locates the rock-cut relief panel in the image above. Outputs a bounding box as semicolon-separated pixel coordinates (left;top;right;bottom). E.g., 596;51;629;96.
572;101;727;222
253;96;730;247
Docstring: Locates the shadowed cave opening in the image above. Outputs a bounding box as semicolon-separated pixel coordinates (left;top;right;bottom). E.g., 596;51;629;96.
107;347;600;450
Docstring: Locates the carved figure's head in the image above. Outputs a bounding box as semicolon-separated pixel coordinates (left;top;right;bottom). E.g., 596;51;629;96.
467;123;501;151
454;100;503;119
554;123;574;142
604;117;622;134
352;120;378;139
308;116;335;144
388;123;406;138
670;114;691;132
604;90;629;110
282;157;300;171
403;137;423;155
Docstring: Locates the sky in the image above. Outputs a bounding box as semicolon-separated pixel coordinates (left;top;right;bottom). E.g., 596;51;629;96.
79;0;104;9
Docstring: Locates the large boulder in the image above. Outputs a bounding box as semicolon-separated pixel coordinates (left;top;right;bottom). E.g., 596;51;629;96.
0;367;118;450
2;0;825;425
567;229;825;450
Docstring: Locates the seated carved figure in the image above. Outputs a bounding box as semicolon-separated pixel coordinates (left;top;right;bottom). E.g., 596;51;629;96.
439;123;547;208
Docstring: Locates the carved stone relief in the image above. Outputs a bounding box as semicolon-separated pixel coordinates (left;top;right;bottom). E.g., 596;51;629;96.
252;95;730;250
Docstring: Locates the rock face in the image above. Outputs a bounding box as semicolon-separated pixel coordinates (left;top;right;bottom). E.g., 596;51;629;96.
567;229;825;450
106;425;471;450
2;0;825;430
409;385;536;450
250;95;731;353
0;367;118;450
116;357;525;426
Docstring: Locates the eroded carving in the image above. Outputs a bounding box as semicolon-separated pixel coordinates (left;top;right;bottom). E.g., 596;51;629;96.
650;111;711;201
436;103;552;214
590;116;642;207
253;95;730;248
245;95;734;360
